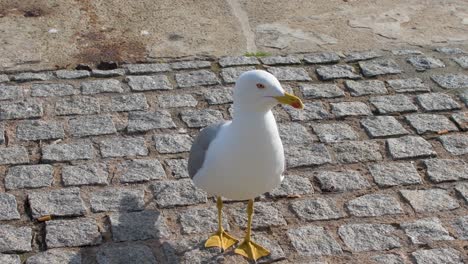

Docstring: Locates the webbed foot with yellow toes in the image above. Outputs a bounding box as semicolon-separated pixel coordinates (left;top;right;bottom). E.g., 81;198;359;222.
234;199;271;261
205;196;239;251
235;239;270;261
205;229;239;251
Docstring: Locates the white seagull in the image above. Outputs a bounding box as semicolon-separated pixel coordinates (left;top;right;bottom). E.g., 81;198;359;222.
188;69;304;261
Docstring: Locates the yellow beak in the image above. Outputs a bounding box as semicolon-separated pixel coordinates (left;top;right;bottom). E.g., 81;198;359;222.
274;92;304;109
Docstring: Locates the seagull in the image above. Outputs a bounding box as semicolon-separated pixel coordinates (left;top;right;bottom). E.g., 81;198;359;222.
188;70;304;261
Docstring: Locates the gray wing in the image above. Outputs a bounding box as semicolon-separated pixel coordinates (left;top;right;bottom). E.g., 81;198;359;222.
188;122;227;179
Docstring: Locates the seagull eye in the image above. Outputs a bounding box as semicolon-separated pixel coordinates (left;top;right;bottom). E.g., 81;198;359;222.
256;83;265;89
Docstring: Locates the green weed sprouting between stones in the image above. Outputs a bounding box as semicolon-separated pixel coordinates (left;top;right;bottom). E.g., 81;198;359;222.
244;51;271;57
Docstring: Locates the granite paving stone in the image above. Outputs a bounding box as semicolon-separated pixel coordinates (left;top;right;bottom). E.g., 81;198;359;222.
16;120;65;141
400;189;459;213
284;144;331;168
109;210;168;242
392;49;423;55
175;70;220;88
55;96;100;115
424;159;468;182
284;102;330;121
386;78;429;93
0;74;9;82
291;198;345;221
338;224;401;252
55;70;90;79
407;56;445;71
99;137;148;157
452;215;468;240
0;147;29;165
157;94;198;108
0;100;43;120
31;83;78;97
179;207;229;234
28;188;86;219
231;202;286;229
0;124;4;144
435;47;465;54
81;79;123;94
103;94;149;112
96;244;157;264
438;134;468;155
203;87;233;104
451;112;468;130
453;56;468;69
332;141;383;163
0;85;23;100
91;68;126;77
369;95;418;114
170;60;211;70
301;83;344;99
406;114;458;134
331;101;372;117
316;65;361;80
460;89;468;106
267;175;313;198
124;63;171;74
346;194;403;217
416;92;460;111
345;80;387;96
42;142;94;161
361;116;408;138
312;123;359;143
220;66;256;84
252;234;286;263
260;55;301;65
287;225;342;256
359;58;402;77
5;165;54;190
345;51;382;62
127;110;176;132
62;163;108;186
368;162;421;187
151;179;207;208
26;250;81;264
153;134;193;153
161;159;187;180
119;159;166;183
411;248;463;264
12;72;51;82
278;122;315;145
46;219;102;248
401;217;453;245
370;254;405;264
315;170;370;192
431;73;468;89
219;56;259;67
0;254;20;264
90;188;145;212
304;52;340;64
181;109;224;128
0;193;20;220
127;75;172;91
69;115;116;137
0;225;32;253
387;136;436;159
267;67;311;81
456;183;468;203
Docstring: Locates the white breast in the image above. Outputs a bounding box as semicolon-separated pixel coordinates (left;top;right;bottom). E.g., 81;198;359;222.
193;111;285;200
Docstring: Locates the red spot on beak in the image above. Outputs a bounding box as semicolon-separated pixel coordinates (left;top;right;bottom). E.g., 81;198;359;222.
292;102;301;109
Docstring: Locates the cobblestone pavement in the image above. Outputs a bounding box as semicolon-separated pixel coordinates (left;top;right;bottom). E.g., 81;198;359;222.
0;46;467;264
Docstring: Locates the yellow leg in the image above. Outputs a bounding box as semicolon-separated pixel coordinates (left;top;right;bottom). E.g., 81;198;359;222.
234;199;270;261
205;196;239;251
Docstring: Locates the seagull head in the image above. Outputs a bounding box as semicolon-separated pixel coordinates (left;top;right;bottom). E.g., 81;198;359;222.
234;70;304;112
